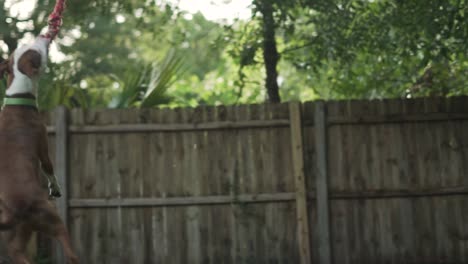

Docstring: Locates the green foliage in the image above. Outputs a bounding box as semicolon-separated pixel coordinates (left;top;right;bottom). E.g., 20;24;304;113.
140;50;184;108
38;79;88;110
225;0;467;101
99;50;184;108
168;53;265;107
1;0;467;109
283;0;468;98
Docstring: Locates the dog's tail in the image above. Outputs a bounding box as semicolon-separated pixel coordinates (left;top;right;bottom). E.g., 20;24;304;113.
0;201;14;230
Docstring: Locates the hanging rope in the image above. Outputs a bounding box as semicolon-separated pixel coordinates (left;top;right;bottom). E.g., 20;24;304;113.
40;0;67;41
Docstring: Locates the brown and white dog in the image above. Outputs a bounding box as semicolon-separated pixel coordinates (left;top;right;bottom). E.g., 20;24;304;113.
0;37;78;264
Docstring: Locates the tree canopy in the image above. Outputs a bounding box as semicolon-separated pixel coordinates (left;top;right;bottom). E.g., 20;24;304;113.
0;0;466;109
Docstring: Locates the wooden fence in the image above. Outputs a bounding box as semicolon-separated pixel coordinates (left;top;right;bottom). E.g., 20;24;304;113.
3;97;468;263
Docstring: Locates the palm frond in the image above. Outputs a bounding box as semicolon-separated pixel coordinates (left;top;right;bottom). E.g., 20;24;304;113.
140;50;184;108
109;65;151;108
109;50;184;109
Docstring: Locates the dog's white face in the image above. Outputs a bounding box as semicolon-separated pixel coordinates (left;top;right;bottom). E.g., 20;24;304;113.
0;37;50;96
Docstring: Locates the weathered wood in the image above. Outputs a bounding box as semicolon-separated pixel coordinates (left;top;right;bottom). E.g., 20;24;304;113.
69;193;296;208
101;111;121;263
246;104;262;260
54;97;468;264
106;132;123;263
315;101;333;264
55;106;69;222
182;109;202;263
197;107;212;263
147;109;164;262
212;106;234;262
46;112;468;134
67;120;290;133
289;102;312;264
66;185;468;209
121;111;146;263
67;110;84;262
93;134;106;263
54;106;68;264
326;103;345;263
233;105;248;262
328;112;468;125
87;130;101;262
332;186;468;199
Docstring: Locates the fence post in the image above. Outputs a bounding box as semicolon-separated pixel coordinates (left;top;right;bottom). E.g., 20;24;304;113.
289;102;312;264
315;101;332;264
55;106;69;264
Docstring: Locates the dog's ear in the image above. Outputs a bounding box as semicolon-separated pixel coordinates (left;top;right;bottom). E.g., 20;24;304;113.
17;50;42;78
0;59;9;79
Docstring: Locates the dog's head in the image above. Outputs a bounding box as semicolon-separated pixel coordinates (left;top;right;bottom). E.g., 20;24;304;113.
0;37;49;94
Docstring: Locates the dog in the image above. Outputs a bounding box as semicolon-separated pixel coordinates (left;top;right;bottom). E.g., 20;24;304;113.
0;36;78;264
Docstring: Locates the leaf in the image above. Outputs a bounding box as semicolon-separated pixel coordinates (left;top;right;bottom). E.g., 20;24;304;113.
109;65;150;108
140;50;184;108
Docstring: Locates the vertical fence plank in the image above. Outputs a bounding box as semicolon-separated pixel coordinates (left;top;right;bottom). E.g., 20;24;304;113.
315;101;332;264
289;102;312;264
55;106;68;263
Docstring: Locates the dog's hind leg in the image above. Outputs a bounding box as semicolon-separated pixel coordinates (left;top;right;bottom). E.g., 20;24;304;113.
2;223;33;264
31;201;78;264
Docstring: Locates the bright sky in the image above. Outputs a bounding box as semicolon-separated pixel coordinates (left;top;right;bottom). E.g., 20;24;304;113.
4;0;252;21
2;0;252;61
175;0;252;21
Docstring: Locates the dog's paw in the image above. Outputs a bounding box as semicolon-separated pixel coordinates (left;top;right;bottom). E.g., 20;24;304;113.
48;182;62;198
49;188;62;198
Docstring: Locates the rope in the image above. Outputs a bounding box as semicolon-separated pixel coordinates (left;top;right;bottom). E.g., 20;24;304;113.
40;0;67;41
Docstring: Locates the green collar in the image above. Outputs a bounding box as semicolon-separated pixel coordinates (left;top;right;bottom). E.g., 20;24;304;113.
2;97;38;109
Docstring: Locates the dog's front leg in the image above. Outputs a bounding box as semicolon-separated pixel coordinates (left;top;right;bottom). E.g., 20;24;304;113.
39;127;62;198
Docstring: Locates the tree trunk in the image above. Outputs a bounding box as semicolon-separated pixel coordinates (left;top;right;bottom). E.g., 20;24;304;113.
258;0;281;103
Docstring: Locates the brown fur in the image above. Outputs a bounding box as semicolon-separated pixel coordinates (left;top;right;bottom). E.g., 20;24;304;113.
0;51;78;263
17;50;42;78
